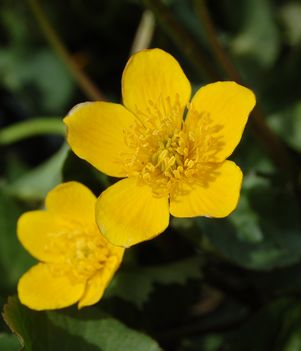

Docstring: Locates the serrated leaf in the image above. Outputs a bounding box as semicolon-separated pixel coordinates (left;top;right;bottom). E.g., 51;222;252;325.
3;296;162;351
107;257;202;308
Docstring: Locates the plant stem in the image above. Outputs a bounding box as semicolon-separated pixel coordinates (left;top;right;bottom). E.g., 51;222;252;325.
130;10;155;54
26;0;104;101
144;0;219;81
194;0;296;175
0;118;65;145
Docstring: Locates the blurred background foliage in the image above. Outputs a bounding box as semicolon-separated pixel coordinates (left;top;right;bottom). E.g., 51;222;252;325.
1;0;301;350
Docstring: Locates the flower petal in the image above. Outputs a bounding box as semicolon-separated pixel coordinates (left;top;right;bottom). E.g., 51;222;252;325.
122;48;191;126
170;161;243;218
18;263;85;310
78;253;124;308
17;211;62;262
45;181;96;225
186;81;255;162
18;182;97;262
64;102;136;177
96;177;169;247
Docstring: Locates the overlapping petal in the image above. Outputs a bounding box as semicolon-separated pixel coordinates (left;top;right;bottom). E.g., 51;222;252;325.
122;48;191;126
186;81;255;162
170;161;243;218
96;177;170;247
78;254;123;308
45;181;96;225
18;263;86;310
64;102;136;177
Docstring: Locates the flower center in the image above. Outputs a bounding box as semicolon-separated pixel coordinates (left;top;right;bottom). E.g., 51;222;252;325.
45;227;110;282
123;104;226;198
140;127;198;197
124;115;198;197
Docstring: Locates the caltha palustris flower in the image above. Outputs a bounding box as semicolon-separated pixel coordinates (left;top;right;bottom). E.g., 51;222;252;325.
17;182;124;310
64;48;256;248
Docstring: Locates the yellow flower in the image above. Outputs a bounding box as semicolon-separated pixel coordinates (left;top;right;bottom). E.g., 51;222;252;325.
64;48;256;248
17;181;124;311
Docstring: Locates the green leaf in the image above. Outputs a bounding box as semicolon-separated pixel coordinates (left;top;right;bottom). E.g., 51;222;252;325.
0;333;19;351
198;174;301;270
3;296;162;351
279;2;301;46
0;48;74;113
226;298;301;351
107;256;202;308
180;334;224;351
231;0;280;67
25;50;74;113
6;144;69;201
268;101;301;153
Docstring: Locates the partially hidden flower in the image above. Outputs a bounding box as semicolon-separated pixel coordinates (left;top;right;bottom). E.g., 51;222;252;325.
17;181;124;310
64;48;256;248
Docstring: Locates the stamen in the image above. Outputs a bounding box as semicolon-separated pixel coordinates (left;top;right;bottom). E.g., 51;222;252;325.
123;98;226;199
45;226;112;283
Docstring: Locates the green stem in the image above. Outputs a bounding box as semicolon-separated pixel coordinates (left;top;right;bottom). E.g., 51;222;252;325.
26;0;104;101
0;118;65;145
144;0;219;81
194;0;296;175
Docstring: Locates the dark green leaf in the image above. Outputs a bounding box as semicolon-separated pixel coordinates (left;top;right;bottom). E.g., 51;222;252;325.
0;333;19;351
231;0;280;67
226;298;301;351
3;296;162;351
198;174;301;270
279;2;301;46
268;101;301;153
107;256;202;308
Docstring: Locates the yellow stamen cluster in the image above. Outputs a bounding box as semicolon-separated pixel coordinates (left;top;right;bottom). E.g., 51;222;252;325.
124;97;226;198
45;226;110;282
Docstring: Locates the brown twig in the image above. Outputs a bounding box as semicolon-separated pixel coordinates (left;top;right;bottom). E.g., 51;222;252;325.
27;0;104;101
194;0;297;176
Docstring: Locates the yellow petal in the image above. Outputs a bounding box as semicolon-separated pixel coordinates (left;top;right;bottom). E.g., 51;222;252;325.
45;181;96;225
122;48;191;126
170;161;243;218
78;253;124;308
18;263;85;310
64;102;136;177
17;211;62;262
186;81;255;162
96;177;169;247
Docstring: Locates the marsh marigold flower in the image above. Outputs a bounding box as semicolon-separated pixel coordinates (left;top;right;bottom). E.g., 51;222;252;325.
17;181;124;310
64;49;256;248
